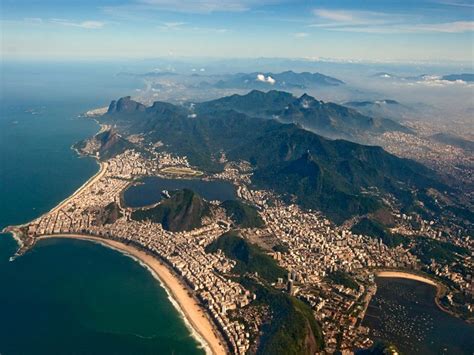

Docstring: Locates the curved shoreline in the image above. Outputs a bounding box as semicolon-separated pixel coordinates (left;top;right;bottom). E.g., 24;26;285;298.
47;160;106;217
374;270;455;318
37;234;227;355
376;271;438;287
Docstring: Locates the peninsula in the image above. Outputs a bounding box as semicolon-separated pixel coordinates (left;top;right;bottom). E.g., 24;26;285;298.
4;92;473;354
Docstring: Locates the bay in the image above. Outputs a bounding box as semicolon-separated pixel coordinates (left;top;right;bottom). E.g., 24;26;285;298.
362;277;474;354
0;61;203;354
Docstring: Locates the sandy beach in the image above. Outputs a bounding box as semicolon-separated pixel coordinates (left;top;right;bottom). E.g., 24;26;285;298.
375;270;458;317
37;234;227;355
47;161;107;216
376;271;438;287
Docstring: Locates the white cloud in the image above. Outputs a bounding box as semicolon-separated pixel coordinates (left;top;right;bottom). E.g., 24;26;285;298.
23;17;43;24
294;32;309;38
435;0;474;8
313;9;356;22
414;75;471;87
411;21;474;33
158;21;187;30
312;9;393;26
311;8;474;34
50;19;106;29
138;0;280;13
325;21;474;34
163;21;186;28
256;74;276;84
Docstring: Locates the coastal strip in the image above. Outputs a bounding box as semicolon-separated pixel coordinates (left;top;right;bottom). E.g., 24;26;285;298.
37;234;227;355
47;161;107;217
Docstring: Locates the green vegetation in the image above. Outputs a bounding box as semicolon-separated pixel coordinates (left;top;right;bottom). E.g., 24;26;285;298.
326;270;359;291
351;218;407;247
74;128;136;161
272;243;290;253
131;189;210;232
97;202;122;225
205;232;286;283
411;236;469;264
206;232;324;353
240;278;325;354
97;129;135;160
196;89;295;117
101;91;450;224
220;200;264;228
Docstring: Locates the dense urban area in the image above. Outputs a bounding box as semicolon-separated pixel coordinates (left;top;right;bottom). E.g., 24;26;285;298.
6;114;473;354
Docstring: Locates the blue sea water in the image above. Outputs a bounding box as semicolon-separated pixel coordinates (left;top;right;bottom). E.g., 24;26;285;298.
0;61;203;354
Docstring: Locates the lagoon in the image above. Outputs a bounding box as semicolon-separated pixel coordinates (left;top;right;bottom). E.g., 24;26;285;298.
123;176;237;208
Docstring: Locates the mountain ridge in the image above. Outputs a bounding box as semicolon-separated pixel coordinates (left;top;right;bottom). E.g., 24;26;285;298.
96;91;452;224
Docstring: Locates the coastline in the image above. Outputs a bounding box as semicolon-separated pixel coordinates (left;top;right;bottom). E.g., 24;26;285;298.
47;161;107;217
376;271;438;287
374;270;456;318
2;115;227;354
37;234;227;355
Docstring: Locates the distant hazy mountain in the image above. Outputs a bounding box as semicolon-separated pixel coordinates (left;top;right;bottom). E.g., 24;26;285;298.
211;70;344;90
441;74;474;82
430;133;474;152
344;99;400;107
343;99;416;122
371;72;474;83
197;90;412;142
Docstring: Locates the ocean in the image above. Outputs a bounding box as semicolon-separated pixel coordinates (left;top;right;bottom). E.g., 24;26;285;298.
0;61;203;354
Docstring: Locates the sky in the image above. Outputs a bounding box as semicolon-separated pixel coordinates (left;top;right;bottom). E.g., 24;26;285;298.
1;0;473;63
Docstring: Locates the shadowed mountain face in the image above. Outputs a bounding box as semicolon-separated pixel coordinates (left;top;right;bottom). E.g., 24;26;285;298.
131;189;210;232
97;91;451;223
220;200;264;228
73;128;134;161
108;96;146;114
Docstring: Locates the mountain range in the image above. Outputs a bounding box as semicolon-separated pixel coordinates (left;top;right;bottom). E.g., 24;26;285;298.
90;90;454;224
196;90;412;142
343;99;415;123
210;70;344;90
